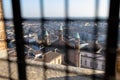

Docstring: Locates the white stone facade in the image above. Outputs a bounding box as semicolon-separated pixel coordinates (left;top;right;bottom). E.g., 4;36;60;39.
80;51;105;70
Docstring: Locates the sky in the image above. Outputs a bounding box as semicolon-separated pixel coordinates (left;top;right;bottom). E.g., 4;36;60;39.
2;0;110;19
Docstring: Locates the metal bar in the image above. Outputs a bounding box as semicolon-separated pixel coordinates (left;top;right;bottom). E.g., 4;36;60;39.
65;0;69;80
92;0;100;80
0;75;9;79
11;0;27;80
40;0;47;80
105;0;120;80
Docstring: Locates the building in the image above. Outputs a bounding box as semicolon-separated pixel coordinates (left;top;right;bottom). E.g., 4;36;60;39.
81;51;105;70
34;50;63;65
40;25;81;67
38;24;105;70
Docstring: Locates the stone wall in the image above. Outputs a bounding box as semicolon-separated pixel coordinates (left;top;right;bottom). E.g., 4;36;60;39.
0;0;7;59
0;58;104;80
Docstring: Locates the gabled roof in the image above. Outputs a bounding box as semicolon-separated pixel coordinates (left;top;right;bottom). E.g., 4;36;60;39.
44;51;62;62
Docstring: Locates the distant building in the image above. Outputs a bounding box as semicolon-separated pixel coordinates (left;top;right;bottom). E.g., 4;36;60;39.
34;50;63;65
32;23;105;70
38;24;105;70
6;20;105;70
81;51;105;70
40;25;81;67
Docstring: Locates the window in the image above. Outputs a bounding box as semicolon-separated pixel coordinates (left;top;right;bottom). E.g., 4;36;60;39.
94;61;98;69
90;61;94;68
58;59;61;64
0;0;119;80
102;63;105;70
84;59;87;65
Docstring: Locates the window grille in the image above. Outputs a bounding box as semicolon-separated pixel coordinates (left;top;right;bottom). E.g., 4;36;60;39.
0;0;119;80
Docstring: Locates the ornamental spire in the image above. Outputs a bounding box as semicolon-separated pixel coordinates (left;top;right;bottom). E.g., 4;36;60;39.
45;30;48;36
75;33;80;39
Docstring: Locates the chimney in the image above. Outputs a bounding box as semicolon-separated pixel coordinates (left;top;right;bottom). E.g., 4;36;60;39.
59;24;63;41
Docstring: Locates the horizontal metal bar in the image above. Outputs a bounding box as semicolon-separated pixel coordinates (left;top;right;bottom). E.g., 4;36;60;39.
0;75;9;79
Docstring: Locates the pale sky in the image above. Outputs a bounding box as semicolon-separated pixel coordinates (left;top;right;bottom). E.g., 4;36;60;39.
2;0;110;19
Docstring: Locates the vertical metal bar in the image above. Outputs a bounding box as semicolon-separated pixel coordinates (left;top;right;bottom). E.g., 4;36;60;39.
65;0;69;80
40;0;46;80
11;0;27;80
92;0;99;80
105;0;119;80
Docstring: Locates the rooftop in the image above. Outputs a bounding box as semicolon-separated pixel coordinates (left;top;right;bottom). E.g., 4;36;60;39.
44;51;62;62
34;51;62;63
